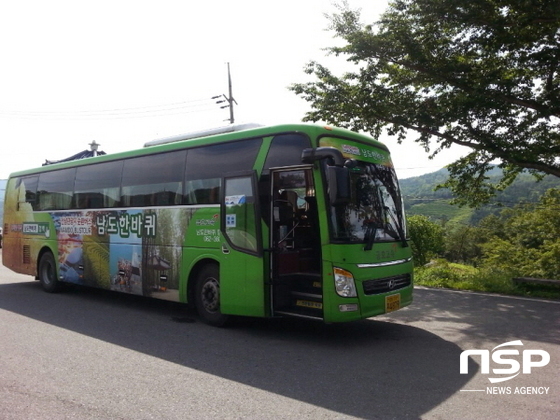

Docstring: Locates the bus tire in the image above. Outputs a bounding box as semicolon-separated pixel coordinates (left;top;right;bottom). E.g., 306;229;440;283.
38;252;63;293
195;264;228;327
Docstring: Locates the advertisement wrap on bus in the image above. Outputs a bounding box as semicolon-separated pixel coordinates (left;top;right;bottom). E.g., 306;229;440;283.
2;123;413;326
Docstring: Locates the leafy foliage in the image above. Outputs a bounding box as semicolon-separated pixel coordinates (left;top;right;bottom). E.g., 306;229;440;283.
414;260;540;296
443;225;488;264
408;187;560;297
291;0;560;206
480;189;560;278
407;214;444;265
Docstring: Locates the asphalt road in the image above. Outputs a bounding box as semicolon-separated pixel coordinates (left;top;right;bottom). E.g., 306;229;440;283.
0;256;558;419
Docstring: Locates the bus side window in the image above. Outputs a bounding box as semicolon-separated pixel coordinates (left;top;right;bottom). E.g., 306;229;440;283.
37;168;76;210
16;176;39;210
184;138;262;205
185;179;221;204
74;161;123;209
263;133;311;170
121;150;186;207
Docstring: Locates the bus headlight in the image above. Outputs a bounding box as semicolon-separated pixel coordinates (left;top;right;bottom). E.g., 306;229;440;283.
334;267;357;298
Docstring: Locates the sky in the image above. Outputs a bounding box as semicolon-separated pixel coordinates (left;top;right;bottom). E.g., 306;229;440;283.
0;0;466;180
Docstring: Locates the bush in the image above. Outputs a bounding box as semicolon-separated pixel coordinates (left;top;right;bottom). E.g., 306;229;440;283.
414;260;560;298
415;259;478;289
407;215;444;266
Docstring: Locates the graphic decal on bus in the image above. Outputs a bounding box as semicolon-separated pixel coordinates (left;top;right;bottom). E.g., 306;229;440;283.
320;137;392;166
50;209;193;302
2;176;220;303
22;222;51;236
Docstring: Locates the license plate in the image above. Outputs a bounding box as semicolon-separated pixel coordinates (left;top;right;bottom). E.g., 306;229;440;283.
385;294;401;313
296;300;323;309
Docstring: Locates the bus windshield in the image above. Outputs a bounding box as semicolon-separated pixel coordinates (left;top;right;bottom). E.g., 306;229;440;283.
329;161;406;249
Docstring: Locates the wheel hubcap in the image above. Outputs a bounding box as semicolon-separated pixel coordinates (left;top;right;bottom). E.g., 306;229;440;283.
201;278;220;313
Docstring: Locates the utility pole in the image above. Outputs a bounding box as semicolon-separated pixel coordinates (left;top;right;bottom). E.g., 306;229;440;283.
212;62;238;124
226;62;235;124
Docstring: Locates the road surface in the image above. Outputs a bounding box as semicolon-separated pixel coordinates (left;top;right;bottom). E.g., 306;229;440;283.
0;257;558;419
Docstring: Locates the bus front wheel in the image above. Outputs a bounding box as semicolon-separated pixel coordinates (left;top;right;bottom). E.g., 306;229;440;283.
39;252;63;293
195;264;228;326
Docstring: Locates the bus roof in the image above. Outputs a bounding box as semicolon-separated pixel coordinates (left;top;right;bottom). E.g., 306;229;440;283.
143;123;264;147
8;123;388;177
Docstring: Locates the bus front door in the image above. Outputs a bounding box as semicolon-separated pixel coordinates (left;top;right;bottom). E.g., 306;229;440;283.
269;167;323;320
219;172;266;318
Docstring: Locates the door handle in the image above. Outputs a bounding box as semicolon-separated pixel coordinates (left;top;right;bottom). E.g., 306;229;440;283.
222;244;230;254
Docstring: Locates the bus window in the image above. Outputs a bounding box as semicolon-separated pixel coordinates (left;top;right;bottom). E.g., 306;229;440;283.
184;138;262;204
16;175;39;210
121;150;186;207
263;134;311;170
37;168;76;210
184;178;220;204
224;175;259;253
74;161;123;208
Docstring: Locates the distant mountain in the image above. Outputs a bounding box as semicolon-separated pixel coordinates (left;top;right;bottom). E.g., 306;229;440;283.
400;168;560;225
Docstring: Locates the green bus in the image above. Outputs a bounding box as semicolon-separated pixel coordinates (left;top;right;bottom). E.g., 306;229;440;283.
2;123;413;325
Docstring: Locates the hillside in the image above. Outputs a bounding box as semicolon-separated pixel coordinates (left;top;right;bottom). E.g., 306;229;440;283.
400;168;560;225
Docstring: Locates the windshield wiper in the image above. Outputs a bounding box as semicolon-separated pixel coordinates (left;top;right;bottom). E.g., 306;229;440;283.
384;206;408;247
384;221;401;241
363;221;379;251
368;164;407;247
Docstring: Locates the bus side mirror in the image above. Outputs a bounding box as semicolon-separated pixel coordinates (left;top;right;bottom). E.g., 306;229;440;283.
327;166;351;206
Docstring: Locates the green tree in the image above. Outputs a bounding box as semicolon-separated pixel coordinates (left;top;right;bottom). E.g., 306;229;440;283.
480;189;560;278
407;215;444;265
444;224;489;264
290;0;560;206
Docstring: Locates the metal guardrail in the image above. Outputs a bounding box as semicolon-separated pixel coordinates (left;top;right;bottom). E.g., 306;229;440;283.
512;277;560;286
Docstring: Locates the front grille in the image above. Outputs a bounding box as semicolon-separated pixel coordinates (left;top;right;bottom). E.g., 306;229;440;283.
363;273;411;295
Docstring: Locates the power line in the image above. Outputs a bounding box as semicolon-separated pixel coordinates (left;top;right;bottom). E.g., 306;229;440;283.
0;97;218;120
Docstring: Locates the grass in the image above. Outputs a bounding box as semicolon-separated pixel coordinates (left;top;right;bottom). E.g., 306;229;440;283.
407;202;474;225
414;259;560;299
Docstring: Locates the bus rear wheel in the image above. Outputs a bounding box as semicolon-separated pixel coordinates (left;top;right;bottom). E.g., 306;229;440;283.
195;264;228;327
39;252;63;293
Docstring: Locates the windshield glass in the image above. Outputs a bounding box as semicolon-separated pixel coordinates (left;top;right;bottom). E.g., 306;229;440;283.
318;136;407;248
328;161;406;248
